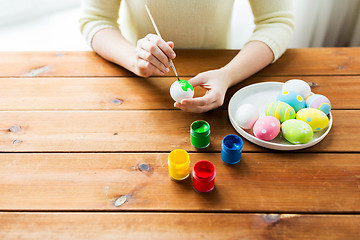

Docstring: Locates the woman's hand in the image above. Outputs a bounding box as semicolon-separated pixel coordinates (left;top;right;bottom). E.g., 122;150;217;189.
174;41;274;113
134;33;176;77
174;69;231;113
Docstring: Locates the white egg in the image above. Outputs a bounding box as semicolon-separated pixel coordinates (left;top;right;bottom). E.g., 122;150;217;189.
282;79;311;99
235;104;259;129
170;80;194;102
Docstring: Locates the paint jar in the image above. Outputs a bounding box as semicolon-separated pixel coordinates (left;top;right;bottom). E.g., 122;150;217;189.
221;134;243;164
192;160;216;192
168;149;190;180
190;120;210;149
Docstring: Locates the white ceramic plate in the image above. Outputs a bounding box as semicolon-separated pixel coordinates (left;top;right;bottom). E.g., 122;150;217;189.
228;82;332;150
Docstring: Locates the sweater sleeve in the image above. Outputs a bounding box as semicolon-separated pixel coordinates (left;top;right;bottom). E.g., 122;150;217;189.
79;0;121;47
246;0;294;62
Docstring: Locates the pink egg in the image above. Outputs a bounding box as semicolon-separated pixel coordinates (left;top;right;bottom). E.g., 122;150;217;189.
253;116;281;141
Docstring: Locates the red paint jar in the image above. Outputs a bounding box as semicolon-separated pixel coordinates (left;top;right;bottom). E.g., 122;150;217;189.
192;160;216;193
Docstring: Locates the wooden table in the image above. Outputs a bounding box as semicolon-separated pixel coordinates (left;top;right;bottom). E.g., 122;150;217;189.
0;48;359;239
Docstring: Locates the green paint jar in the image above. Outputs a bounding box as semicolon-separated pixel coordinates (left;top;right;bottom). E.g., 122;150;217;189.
190;120;210;149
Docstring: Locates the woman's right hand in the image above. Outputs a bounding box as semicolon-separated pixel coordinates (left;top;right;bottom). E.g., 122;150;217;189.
134;33;176;77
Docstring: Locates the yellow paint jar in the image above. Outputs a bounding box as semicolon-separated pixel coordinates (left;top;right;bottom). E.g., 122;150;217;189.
168;149;190;180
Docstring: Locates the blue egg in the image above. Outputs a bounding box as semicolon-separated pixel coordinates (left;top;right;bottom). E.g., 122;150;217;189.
277;90;305;112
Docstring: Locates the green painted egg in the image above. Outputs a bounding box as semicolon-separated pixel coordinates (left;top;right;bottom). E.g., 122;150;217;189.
265;101;296;123
281;119;313;144
296;108;329;132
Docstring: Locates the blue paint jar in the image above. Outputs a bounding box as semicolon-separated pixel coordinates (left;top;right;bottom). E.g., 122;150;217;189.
221;134;243;164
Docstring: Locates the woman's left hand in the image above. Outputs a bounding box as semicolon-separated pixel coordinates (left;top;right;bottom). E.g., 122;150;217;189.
174;69;231;113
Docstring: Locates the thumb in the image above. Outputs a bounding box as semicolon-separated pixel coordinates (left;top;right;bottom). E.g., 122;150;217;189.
188;73;206;88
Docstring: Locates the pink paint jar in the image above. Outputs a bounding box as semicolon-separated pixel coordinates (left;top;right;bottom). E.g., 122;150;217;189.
192;160;216;193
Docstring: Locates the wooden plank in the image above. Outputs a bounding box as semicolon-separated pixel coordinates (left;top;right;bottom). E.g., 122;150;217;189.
261;47;360;76
0;110;357;152
0;77;204;111
1;48;360;77
0;76;358;111
0;153;359;211
0;52;131;77
0;213;359;240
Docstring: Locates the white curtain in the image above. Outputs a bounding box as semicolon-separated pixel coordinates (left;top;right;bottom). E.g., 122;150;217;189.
232;0;360;49
290;0;360;47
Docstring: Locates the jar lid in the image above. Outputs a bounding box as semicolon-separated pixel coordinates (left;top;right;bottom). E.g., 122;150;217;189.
190;120;210;137
193;160;215;181
222;134;243;152
168;149;190;169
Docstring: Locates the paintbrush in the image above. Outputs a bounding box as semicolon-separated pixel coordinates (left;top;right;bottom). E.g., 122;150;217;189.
145;4;180;81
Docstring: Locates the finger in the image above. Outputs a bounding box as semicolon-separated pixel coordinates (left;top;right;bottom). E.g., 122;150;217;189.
188;74;207;88
174;101;206;113
142;39;171;69
138;58;165;76
147;35;176;60
181;92;217;107
175;100;216;113
142;38;169;64
175;94;217;113
167;41;174;50
137;48;169;74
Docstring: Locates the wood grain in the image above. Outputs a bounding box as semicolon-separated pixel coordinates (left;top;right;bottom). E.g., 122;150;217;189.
0;52;130;77
0;212;359;240
260;47;360;76
0;153;359;211
0;110;356;152
1;49;359;238
0;48;359;77
0;76;358;110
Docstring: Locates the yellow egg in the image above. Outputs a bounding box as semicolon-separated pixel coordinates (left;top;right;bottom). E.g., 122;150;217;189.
296;108;329;132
